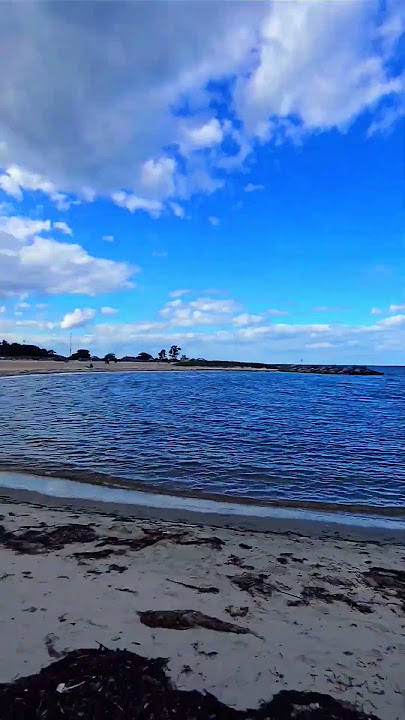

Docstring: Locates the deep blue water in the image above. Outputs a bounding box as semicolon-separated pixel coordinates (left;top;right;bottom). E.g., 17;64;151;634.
0;368;404;509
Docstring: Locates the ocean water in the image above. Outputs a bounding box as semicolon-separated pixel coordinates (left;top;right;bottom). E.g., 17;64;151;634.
0;368;404;510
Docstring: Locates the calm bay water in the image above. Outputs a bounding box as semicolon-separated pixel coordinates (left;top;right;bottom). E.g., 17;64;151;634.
0;368;404;509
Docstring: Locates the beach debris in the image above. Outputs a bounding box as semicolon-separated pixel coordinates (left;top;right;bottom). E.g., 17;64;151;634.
0;647;382;720
73;547;125;561
45;634;65;660
227;554;255;570
0;524;97;554
106;564;127;573
363;567;405;611
138;609;258;636
167;579;220;594
300;586;373;614
230;572;273;598
225;605;249;618
178;535;225;550
96;529;188;552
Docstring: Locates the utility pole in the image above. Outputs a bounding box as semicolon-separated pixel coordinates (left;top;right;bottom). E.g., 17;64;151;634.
69;333;72;357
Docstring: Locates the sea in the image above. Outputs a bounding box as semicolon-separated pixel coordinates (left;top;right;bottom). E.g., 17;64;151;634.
0;367;404;513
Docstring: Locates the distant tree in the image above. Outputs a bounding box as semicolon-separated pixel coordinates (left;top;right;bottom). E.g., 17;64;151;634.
47;349;57;357
136;352;153;361
0;339;50;359
104;353;116;364
180;354;189;361
169;345;181;361
158;348;167;360
71;348;91;361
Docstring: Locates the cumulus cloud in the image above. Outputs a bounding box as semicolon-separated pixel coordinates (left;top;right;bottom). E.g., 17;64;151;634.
159;296;240;327
111;192;163;218
60;308;96;330
53;221;72;235
0;306;6;313
182;119;224;150
0;216;51;241
100;306;118;316
378;314;405;328
0;2;400;211
102;235;115;243
232;313;263;327
389;303;405;312
0;166;72;210
208;216;220;226
0;217;138;297
371;307;383;315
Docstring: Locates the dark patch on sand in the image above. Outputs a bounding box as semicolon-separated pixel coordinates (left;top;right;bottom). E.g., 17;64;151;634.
0;524;97;554
138;609;258;636
0;647;381;720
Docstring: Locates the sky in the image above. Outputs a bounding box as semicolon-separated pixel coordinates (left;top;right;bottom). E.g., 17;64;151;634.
0;0;404;364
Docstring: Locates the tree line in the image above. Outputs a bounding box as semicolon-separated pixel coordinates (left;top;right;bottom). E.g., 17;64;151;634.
0;340;189;363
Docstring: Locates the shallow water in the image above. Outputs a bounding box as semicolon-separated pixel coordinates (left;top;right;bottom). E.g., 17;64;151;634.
0;368;404;509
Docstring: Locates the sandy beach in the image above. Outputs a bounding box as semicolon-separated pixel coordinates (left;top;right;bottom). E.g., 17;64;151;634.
0;359;278;377
0;492;403;719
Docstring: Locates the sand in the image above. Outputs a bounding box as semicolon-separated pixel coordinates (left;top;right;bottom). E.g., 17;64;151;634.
0;359;277;377
0;494;403;719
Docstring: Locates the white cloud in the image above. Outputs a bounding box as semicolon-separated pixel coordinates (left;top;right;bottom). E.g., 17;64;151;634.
0;216;51;241
378;314;405;328
0;2;400;210
235;2;404;138
267;308;289;316
0;218;138;297
168;289;190;299
0;166;72;210
152;250;168;258
189;298;240;314
244;183;264;193
102;235;114;243
0;305;6;313
60;308;96;330
306;342;335;349
371;307;383;315
208;216;220;226
100;306;118;316
169;202;185;218
15;301;30;309
112;191;163;218
140;157;176;198
389;304;405;313
53;221;72;235
232;313;263;327
36;303;48;309
182;119;223;150
159;296;240;327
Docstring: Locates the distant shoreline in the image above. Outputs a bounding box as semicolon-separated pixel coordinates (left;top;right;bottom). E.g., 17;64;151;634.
0;358;382;377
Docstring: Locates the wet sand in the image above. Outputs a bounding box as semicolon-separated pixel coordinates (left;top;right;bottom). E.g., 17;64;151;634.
0;494;403;719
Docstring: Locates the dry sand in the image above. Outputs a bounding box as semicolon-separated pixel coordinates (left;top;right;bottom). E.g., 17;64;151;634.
0;359;275;377
0;496;403;718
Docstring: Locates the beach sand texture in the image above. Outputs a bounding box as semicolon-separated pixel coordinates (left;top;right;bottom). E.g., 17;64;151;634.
0;497;403;719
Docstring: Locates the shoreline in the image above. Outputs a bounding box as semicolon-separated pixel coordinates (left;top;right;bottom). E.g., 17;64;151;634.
0;495;403;719
1;471;404;542
0;359;280;378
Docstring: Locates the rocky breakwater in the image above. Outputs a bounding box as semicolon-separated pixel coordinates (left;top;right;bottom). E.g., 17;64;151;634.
283;365;382;376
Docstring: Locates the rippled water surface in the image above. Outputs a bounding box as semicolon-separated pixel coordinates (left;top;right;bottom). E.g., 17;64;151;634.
0;369;404;508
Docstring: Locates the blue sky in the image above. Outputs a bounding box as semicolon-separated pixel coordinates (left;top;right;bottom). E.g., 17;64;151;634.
0;0;404;363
